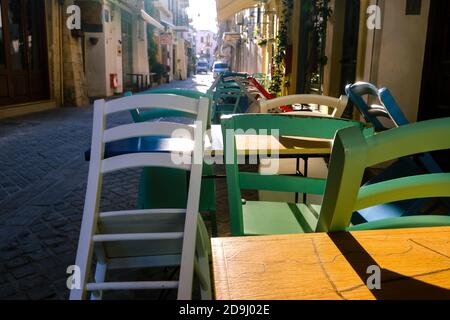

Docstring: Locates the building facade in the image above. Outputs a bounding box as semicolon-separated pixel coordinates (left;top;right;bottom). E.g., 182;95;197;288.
0;0;195;119
0;0;89;118
216;0;450;121
195;30;217;67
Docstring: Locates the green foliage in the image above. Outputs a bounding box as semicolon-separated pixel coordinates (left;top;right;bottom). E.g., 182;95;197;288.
145;1;159;71
269;0;294;96
307;0;332;92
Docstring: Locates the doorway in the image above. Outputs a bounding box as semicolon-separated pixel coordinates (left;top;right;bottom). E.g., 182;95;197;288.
339;0;360;95
419;0;450;170
121;10;133;89
419;0;450;121
0;0;50;107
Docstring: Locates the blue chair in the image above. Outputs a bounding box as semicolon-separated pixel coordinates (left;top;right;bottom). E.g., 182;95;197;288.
345;82;449;224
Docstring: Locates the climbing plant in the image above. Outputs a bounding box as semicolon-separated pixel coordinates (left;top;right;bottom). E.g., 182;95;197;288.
145;1;165;79
306;0;332;93
268;0;294;96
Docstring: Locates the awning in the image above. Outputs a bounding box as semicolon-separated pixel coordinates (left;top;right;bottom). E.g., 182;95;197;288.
216;0;259;21
223;32;242;42
140;10;164;31
160;19;176;30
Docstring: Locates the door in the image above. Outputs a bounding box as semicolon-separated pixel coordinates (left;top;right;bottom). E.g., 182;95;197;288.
0;0;49;107
121;10;133;89
419;0;450;170
339;0;360;94
339;0;360;118
419;0;450;120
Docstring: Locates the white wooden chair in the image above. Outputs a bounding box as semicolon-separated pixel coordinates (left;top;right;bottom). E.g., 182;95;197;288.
259;94;349;118
70;94;211;300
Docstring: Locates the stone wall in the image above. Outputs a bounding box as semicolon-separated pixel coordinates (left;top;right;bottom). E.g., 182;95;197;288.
61;1;89;107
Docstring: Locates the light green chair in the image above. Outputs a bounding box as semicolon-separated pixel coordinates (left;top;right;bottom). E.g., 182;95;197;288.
126;89;218;236
222;114;371;236
318;117;450;233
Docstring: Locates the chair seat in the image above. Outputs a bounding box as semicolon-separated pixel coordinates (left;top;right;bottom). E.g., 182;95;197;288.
241;201;321;236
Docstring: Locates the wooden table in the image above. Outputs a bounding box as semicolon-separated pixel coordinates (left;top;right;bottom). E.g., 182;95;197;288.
208;125;332;158
86;125;333;161
212;227;450;300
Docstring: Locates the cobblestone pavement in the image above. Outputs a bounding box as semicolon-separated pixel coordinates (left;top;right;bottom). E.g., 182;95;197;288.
0;74;235;300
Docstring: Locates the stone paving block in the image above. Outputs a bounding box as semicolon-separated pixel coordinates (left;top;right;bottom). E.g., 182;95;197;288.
21;243;42;254
11;264;36;279
27;287;57;300
18;275;47;290
29;223;48;233
37;229;59;240
0;248;22;260
28;250;52;261
44;236;67;246
0;284;17;298
6;257;29;269
4;293;28;300
51;243;74;255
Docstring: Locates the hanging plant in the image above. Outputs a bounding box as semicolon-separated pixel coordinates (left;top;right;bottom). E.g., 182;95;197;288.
269;0;294;96
307;0;332;92
257;38;268;47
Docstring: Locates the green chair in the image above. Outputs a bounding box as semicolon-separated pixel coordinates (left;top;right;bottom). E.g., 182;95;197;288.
222;114;370;236
223;114;450;237
318;117;450;233
127;89;217;236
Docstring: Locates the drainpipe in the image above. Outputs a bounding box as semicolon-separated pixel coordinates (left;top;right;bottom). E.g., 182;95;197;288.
58;0;65;107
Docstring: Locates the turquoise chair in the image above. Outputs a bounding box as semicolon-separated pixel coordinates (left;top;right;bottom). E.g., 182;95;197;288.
222;114;371;236
127;89;217;236
319;117;450;232
210;72;252;124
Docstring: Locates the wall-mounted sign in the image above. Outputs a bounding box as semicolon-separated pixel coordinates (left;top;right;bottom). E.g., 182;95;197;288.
223;32;241;42
406;0;422;15
160;33;173;45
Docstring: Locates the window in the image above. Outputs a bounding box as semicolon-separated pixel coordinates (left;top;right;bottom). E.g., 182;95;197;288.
201;37;204;43
0;5;5;68
8;0;26;70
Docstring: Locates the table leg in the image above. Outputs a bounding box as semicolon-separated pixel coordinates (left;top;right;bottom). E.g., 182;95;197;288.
295;158;300;203
303;158;309;204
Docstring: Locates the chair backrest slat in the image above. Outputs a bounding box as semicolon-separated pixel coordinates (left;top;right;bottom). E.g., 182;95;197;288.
224;114;366;140
259;94;348;118
105;94;199;115
355;173;450;211
365;117;450;167
239;173;326;195
101;153;191;174
103;122;195;143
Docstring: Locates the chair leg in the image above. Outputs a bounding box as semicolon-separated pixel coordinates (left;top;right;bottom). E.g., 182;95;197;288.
209;210;218;238
195;216;212;300
91;262;107;300
91;244;108;300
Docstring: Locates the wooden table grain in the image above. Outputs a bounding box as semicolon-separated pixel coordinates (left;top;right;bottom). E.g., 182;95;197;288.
208;125;333;157
212;227;450;300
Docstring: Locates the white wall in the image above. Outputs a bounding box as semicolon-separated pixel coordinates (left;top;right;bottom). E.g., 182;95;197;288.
366;0;431;122
84;2;149;97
